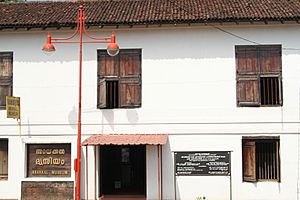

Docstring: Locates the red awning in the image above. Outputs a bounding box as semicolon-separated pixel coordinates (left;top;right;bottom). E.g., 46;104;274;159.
82;134;168;146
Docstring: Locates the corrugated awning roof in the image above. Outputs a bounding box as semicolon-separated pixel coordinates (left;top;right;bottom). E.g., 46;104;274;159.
82;134;168;146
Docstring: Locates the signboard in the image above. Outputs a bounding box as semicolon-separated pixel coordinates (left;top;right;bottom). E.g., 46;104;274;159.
22;181;74;200
27;144;71;177
6;96;20;119
175;151;230;176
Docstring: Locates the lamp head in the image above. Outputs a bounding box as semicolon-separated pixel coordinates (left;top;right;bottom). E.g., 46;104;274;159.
107;32;119;56
42;43;55;52
42;33;56;54
107;42;119;57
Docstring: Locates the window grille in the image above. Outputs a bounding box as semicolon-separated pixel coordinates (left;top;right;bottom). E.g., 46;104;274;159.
242;137;280;182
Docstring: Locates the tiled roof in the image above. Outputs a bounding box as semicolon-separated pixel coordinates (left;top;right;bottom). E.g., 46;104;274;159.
0;0;300;30
82;134;168;145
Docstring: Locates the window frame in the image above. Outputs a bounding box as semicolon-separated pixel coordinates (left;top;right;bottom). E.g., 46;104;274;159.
0;52;13;110
235;45;282;107
242;136;280;182
97;49;142;109
0;139;8;180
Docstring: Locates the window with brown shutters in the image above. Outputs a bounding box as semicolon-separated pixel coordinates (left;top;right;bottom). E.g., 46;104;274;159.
97;49;141;109
0;52;13;109
242;137;280;182
0;139;8;180
236;45;282;107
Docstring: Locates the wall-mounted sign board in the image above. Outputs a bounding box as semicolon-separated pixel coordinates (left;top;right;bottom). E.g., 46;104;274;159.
175;151;230;176
27;143;71;177
6;96;20;119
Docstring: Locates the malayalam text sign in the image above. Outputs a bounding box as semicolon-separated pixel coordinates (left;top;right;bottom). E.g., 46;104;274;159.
6;96;20;119
27;144;71;177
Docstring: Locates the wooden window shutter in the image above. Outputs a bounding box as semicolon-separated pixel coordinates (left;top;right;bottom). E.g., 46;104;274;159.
0;140;8;176
119;49;141;78
276;140;280;182
259;45;281;74
243;141;257;182
0;83;11;107
0;150;8;175
119;79;141;108
98;50;119;77
98;79;107;109
236;76;260;106
0;53;13;108
236;46;259;75
236;46;259;106
119;49;141;108
237;77;260;106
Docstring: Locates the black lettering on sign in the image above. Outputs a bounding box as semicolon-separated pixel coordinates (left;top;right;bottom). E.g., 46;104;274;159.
175;151;230;176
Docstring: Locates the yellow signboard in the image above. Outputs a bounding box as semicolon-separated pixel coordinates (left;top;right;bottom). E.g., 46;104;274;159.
6;96;20;119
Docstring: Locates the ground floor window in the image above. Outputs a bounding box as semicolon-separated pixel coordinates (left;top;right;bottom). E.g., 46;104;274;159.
0;139;8;180
100;145;146;197
242;136;280;182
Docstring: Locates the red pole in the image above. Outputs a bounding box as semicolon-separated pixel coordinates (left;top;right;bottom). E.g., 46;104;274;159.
42;5;119;200
158;145;161;200
76;5;84;200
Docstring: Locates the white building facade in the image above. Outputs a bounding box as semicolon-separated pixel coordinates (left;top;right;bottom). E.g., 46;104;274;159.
0;1;300;200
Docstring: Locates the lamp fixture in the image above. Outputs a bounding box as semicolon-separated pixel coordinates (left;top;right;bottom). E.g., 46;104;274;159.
42;5;120;200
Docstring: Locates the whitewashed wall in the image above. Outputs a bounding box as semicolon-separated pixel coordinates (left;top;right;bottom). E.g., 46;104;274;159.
0;23;300;200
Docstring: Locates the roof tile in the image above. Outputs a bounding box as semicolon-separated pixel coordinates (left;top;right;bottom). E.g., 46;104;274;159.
0;0;300;29
82;134;168;145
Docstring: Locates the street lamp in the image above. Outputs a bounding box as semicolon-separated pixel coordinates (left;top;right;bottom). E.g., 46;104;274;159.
42;5;119;200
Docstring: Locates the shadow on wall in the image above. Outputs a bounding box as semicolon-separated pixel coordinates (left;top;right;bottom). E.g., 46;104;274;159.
101;110;115;131
98;109;139;131
68;106;77;130
126;109;139;124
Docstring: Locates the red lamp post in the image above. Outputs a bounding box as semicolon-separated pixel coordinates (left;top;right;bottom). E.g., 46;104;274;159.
42;5;119;200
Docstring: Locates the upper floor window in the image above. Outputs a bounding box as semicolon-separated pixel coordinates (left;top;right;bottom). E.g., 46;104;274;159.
0;52;13;109
235;45;282;107
242;136;280;182
0;139;8;180
97;49;141;109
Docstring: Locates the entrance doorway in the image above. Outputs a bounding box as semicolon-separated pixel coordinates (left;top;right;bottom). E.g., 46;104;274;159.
100;145;146;197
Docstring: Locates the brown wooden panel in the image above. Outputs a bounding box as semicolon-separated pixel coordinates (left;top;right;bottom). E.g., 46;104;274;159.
98;79;107;109
21;181;74;200
236;46;258;75
27;144;71;177
0;150;8;176
119;78;141;108
0;52;13;108
276;141;280;182
0;84;11;107
0;139;8;178
0;52;12;77
259;45;281;74
98;51;119;77
120;50;141;78
236;76;260;106
243;141;256;182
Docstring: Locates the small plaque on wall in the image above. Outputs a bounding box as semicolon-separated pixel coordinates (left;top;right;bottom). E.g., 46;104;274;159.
27;143;71;177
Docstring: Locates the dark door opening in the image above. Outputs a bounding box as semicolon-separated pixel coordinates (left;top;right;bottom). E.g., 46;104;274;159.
100;145;146;197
